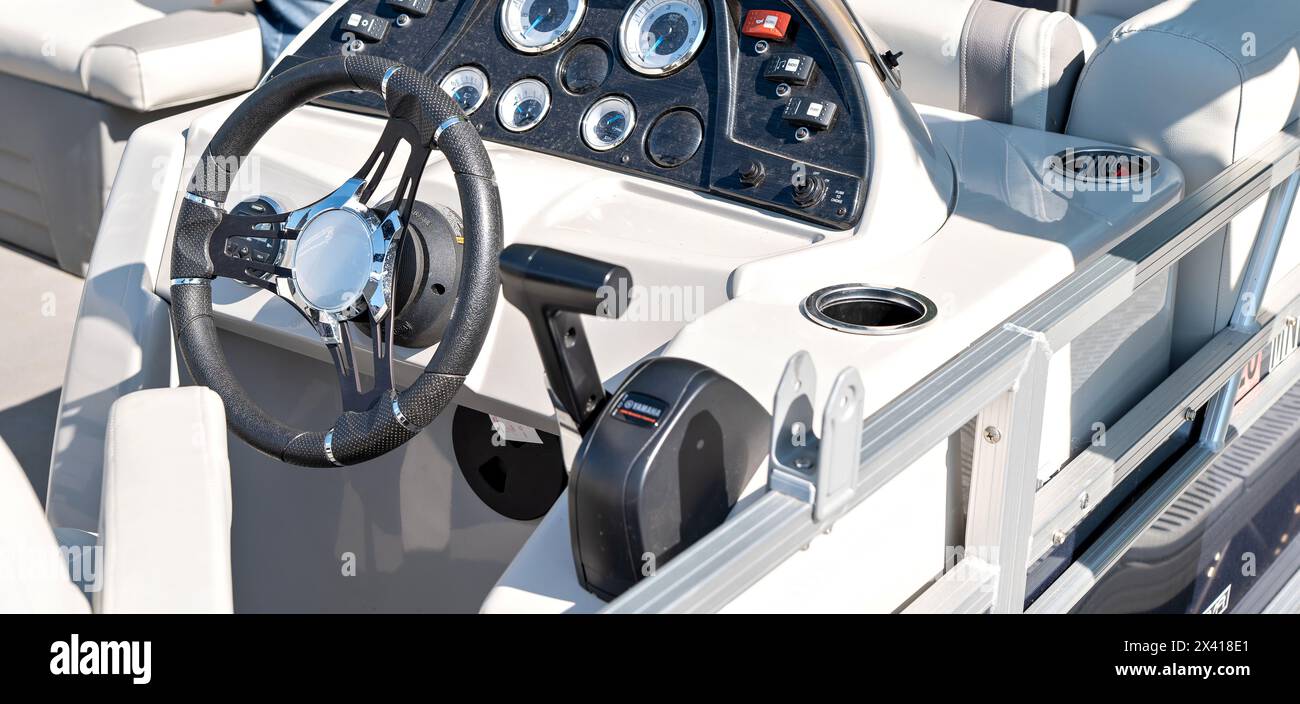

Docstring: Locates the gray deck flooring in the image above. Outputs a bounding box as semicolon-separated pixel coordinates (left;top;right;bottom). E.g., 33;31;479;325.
0;245;81;505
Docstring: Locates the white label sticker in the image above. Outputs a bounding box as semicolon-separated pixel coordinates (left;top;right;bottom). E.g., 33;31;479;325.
490;415;543;444
763;15;778;28
806;102;824;118
785;58;801;71
348;13;362;27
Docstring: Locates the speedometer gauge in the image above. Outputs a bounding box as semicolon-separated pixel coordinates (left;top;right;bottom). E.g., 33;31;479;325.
619;0;708;76
439;66;489;115
500;0;587;54
497;78;552;132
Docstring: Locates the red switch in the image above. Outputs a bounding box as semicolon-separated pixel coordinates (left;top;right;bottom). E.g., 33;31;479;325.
741;10;792;41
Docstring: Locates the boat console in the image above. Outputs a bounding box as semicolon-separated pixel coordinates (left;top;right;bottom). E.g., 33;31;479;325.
37;0;1300;614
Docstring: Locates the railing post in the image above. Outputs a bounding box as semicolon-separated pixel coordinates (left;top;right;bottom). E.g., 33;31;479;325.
1201;170;1300;449
964;327;1052;613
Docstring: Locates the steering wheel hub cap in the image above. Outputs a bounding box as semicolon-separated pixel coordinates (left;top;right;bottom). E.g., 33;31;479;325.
273;193;402;329
291;208;375;314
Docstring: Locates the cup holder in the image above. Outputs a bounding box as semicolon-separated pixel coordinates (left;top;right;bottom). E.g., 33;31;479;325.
802;284;937;335
1049;146;1159;185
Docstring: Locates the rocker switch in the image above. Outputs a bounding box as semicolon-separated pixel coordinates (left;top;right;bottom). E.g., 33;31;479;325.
387;0;432;16
783;97;837;130
764;54;815;85
741;10;792;41
341;12;389;42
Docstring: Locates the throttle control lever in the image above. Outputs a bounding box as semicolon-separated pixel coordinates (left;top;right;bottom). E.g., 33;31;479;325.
499;244;632;434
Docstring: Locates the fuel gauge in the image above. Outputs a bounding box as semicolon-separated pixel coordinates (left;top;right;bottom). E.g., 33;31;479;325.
581;95;636;151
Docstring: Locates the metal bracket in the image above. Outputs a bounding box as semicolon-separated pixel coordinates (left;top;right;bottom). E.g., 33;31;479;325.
767;351;866;522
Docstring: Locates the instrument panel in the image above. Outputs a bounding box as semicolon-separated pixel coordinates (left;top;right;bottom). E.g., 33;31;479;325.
272;0;870;229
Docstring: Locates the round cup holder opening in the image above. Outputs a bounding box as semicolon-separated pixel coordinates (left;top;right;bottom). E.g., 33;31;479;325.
1050;147;1159;185
802;285;937;335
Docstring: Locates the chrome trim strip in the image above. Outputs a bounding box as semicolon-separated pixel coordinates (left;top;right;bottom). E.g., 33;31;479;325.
381;65;401;98
184;192;223;209
170;277;210;286
323;430;342;467
433;116;466;144
392;397;419;432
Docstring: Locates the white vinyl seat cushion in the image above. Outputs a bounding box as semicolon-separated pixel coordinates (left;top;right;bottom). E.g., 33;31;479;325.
1072;0;1164;56
1066;0;1300;363
0;436;91;613
851;0;1086;133
1074;14;1122;56
0;0;259;111
95;387;234;614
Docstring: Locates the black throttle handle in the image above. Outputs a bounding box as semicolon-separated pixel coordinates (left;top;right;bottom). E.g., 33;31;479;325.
499;244;632;433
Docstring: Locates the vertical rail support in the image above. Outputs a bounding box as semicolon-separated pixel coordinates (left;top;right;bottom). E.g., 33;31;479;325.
1201;170;1300;449
769;352;820;504
814;368;866;521
964;325;1052;613
768;351;866;523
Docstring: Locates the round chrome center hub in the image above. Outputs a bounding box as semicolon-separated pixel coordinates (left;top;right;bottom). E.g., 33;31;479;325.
291;208;375;314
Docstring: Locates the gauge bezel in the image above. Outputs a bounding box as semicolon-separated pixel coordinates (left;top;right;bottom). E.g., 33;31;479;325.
580;95;637;151
496;77;553;132
499;0;588;55
618;0;709;77
438;65;490;115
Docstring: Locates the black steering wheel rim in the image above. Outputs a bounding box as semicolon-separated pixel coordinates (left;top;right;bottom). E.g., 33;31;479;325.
169;55;502;467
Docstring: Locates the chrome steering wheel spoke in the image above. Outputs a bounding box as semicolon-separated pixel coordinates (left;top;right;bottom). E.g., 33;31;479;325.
323;311;397;413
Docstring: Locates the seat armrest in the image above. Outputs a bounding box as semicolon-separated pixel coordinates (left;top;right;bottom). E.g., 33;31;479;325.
81;9;263;112
96;387;234;614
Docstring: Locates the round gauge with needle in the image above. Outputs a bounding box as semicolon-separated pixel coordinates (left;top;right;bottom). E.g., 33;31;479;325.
497;78;552;132
618;0;708;76
581;96;636;151
439;66;490;115
500;0;587;54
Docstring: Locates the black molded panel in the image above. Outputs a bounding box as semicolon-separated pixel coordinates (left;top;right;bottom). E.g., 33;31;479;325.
273;0;870;229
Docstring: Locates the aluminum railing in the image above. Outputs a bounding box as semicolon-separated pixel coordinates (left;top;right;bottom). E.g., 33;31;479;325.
604;119;1300;614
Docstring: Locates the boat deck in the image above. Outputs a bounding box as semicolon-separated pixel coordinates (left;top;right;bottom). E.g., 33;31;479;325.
0;245;81;505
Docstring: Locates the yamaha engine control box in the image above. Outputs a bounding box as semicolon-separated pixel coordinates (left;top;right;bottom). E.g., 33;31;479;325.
568;357;769;600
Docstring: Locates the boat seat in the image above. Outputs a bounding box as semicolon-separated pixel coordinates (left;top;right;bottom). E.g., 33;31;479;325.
851;0;1087;133
1070;0;1163;54
1066;0;1300;365
0;433;91;613
0;386;235;613
0;0;263;274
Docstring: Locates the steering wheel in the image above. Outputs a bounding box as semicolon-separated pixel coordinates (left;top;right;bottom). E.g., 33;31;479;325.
169;55;502;467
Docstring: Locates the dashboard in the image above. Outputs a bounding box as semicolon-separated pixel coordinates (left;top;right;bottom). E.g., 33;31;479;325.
271;0;871;229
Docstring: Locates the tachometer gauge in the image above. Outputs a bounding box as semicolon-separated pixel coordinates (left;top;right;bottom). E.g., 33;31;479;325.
581;96;636;151
497;78;552;132
619;0;708;76
500;0;587;54
439;66;489;115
